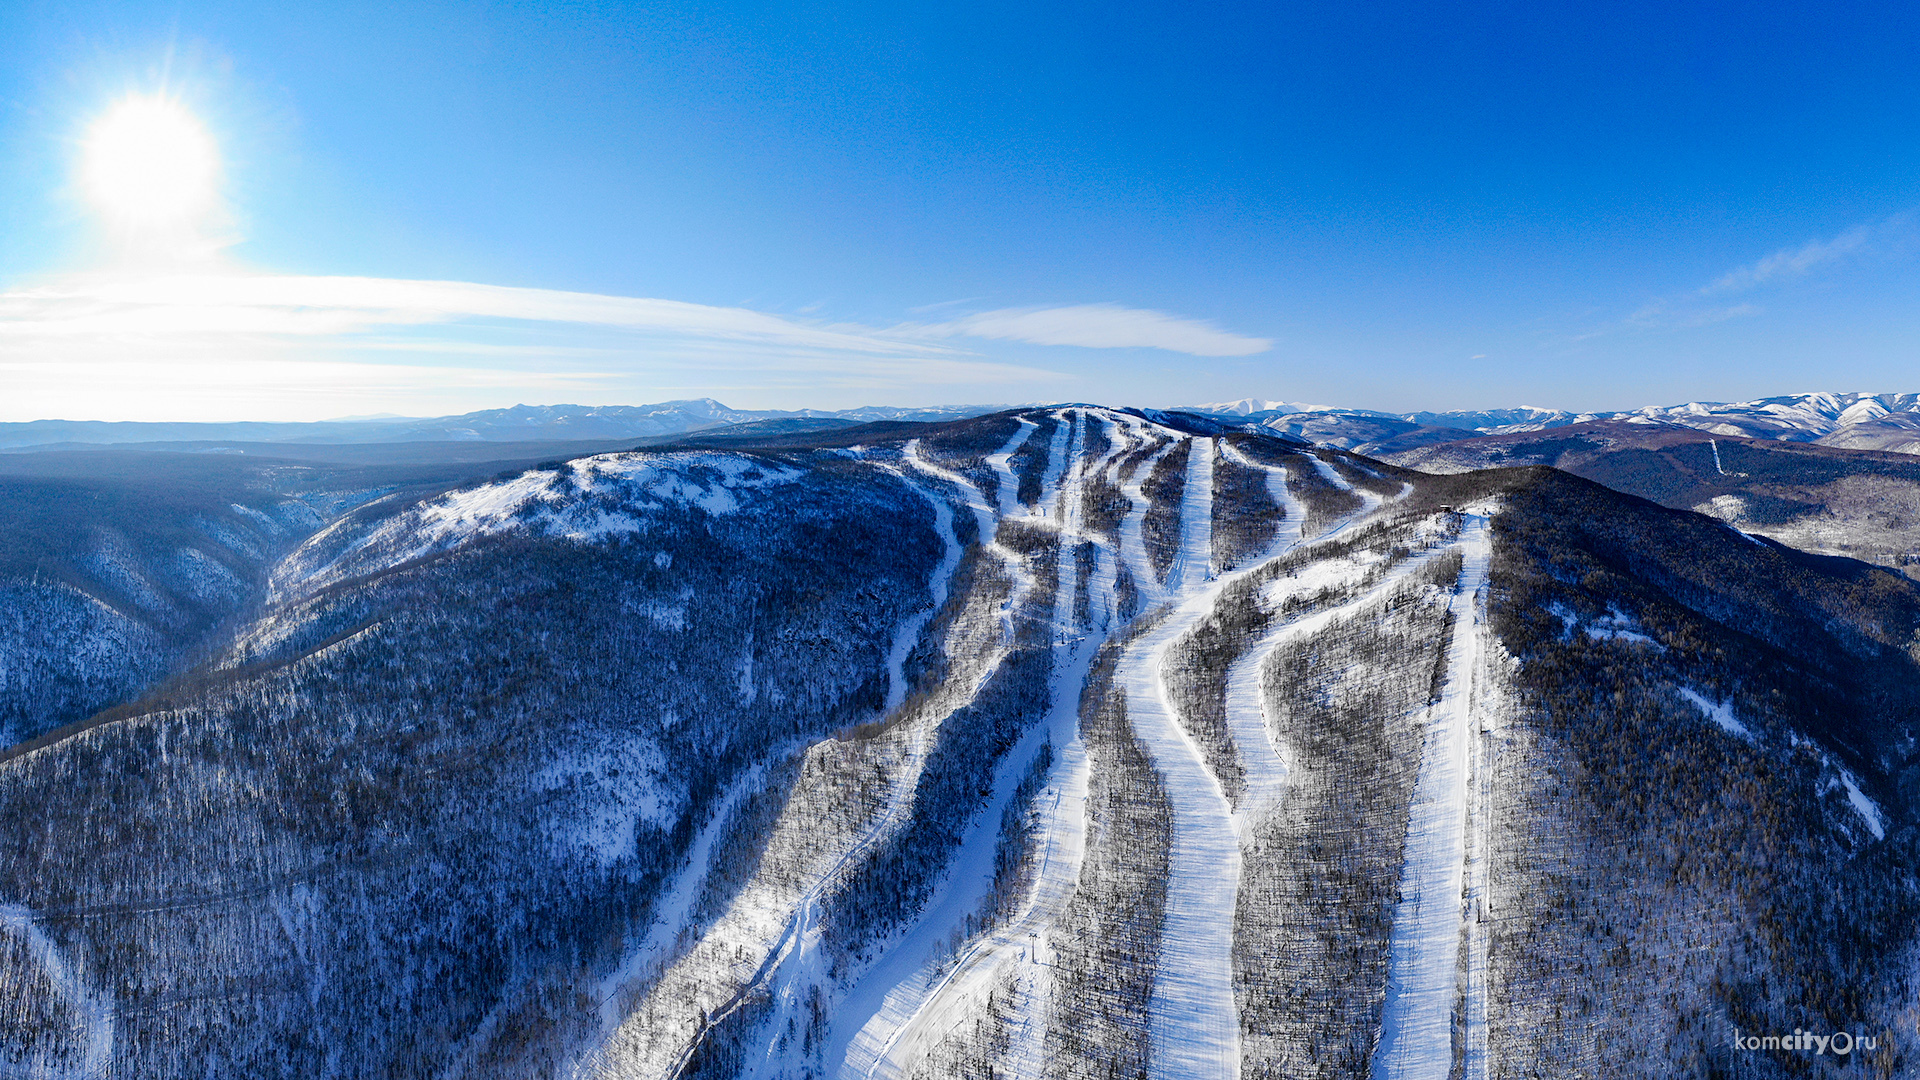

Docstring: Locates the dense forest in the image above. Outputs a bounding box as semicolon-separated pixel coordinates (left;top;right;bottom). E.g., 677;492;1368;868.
0;408;1911;1079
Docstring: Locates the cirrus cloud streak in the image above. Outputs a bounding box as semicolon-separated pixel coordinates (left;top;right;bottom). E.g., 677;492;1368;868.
900;302;1272;356
0;271;1272;419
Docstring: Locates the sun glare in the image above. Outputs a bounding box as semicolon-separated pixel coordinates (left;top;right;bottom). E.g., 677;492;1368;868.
81;96;219;229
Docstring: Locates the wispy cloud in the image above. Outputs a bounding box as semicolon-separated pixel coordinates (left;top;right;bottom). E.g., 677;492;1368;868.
2;271;1184;420
0;274;960;355
1601;212;1915;337
901;303;1272;357
2;275;1266;357
1697;215;1908;296
1625;300;1763;329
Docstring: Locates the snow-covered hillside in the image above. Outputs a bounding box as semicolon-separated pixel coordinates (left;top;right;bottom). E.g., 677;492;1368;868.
1193;390;1920;457
0;407;1912;1080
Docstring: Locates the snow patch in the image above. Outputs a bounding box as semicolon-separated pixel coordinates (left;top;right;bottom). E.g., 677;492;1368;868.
1833;771;1887;840
1680;691;1886;840
535;734;675;869
1582;607;1661;648
1677;688;1753;741
328;452;806;580
229;502;288;537
1550;602;1662;649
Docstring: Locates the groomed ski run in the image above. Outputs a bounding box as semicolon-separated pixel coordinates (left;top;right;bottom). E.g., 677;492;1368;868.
1370;511;1494;1080
572;411;1520;1080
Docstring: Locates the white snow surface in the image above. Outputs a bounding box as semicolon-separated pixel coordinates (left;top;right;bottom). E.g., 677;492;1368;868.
1127;434;1411;1079
1121;450;1242;1080
327;452;807;584
571;446;975;1080
1167;439;1216;591
1306;451;1355;491
1678;688;1754;741
834;411;1120;1080
1117;439;1182;602
986;419;1039;521
1836;772;1887;841
1371;513;1493;1080
1582;607;1661;648
627;434;1037;1080
1217;440;1303;556
1228;538;1460;832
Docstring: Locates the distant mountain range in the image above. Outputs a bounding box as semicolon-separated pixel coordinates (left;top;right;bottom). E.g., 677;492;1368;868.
1189;391;1920;456
12;391;1920;460
0;400;1005;451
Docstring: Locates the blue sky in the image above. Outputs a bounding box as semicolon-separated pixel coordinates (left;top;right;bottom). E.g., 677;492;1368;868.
2;0;1919;420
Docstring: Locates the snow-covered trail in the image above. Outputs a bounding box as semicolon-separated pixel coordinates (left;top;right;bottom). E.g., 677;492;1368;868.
987;419;1039;522
552;762;772;1080
1115;440;1243;1080
911;439;1037;644
831;409;1127;1080
1123;447;1413;1079
1370;514;1493;1080
735;423;1080;1077
1307;450;1358;491
1035;411;1073;523
597;765;767;1027
736;441;1044;1077
1296;447;1404;542
0;902;113;1079
1218;441;1303;557
1167;439;1215;592
1117;439;1181;605
1221;532;1461;835
1126;620;1241;1080
578;444;1001;1080
879;471;964;713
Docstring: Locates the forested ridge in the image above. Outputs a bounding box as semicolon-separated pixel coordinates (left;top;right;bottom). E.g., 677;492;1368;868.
0;408;1911;1079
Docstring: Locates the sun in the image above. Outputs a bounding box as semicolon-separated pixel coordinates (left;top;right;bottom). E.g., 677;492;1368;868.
81;96;220;229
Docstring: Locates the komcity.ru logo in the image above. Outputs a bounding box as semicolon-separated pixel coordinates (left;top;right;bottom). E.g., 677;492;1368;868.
1729;1026;1879;1055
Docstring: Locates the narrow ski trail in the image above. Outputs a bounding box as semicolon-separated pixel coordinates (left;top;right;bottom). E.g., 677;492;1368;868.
1218;441;1304;557
1222;537;1462;835
1167;438;1215;592
734;437;1045;1078
1370;513;1493;1080
734;448;1006;1080
1117;438;1181;605
561;760;772;1078
832;409;1128;1080
577;440;1005;1080
1114;436;1244;1080
1124;441;1407;1079
987;418;1039;522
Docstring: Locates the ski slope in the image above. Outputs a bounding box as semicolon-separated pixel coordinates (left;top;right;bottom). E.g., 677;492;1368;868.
1167;439;1215;591
737;435;1058;1077
575;440;1002;1080
1371;513;1493;1080
832;409;1130;1080
1114;437;1241;1080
